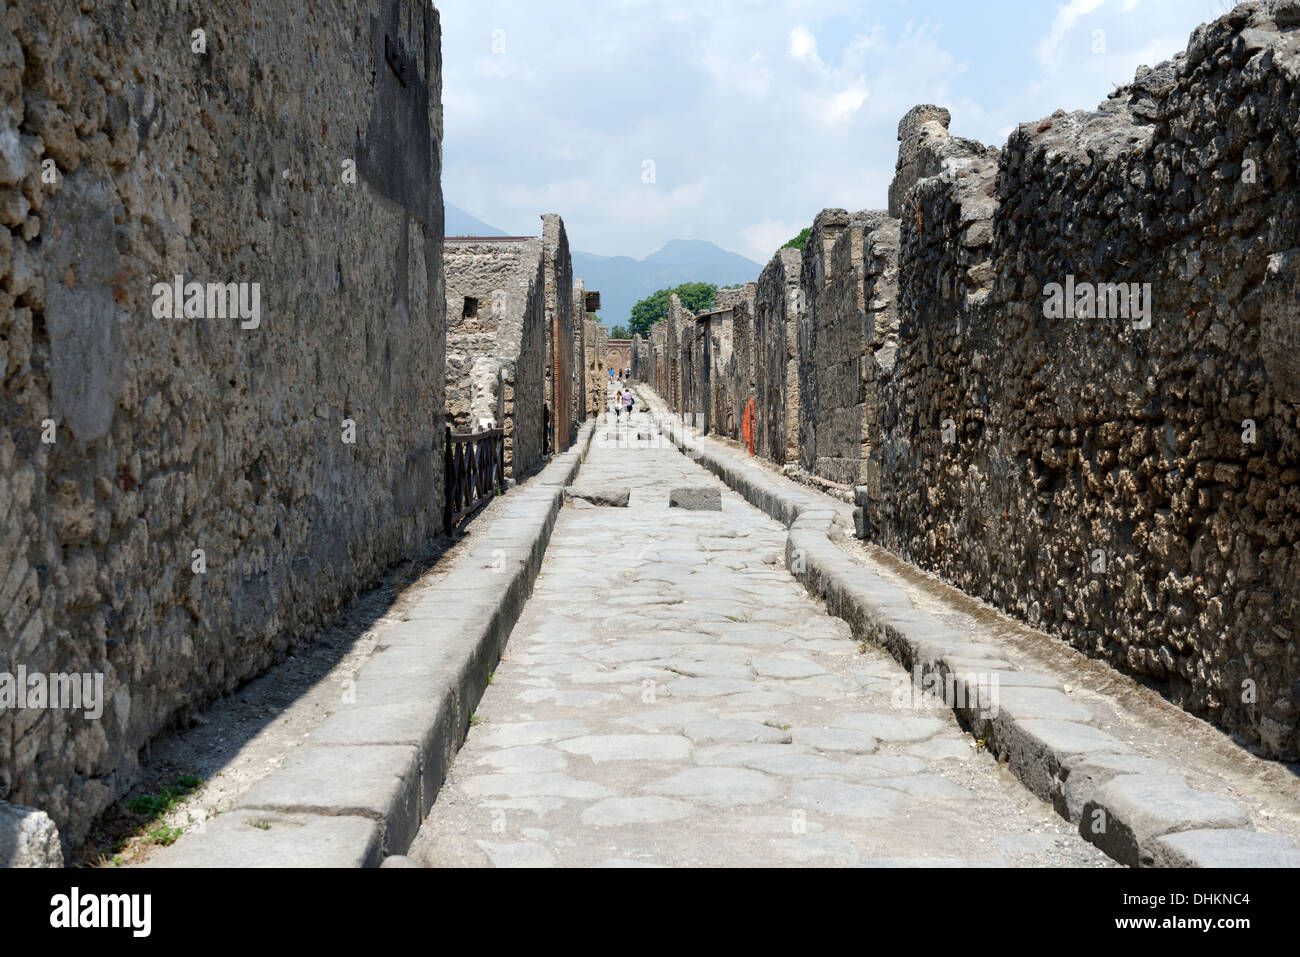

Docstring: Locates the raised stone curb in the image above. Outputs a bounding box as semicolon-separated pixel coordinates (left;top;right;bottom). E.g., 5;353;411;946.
150;422;597;868
638;394;1297;869
1080;774;1253;868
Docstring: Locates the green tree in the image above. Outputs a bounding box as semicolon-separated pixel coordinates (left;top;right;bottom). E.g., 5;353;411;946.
610;324;630;339
628;282;717;337
782;227;811;252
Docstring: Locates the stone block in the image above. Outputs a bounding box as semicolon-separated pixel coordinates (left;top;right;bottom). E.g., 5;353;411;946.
1150;829;1300;868
1079;774;1253;867
147;810;382;868
564;485;630;507
669;486;722;510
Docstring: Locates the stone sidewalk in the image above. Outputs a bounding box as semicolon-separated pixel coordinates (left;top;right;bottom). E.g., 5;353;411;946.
407;396;1112;867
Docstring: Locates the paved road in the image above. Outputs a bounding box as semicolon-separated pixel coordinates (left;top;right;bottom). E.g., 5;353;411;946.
409;394;1111;867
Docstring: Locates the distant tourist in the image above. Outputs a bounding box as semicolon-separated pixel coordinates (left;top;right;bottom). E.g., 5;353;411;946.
614;389;623;420
624;390;634;417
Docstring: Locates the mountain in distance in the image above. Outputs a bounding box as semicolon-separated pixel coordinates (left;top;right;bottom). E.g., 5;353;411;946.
573;240;763;328
444;203;763;328
444;202;509;237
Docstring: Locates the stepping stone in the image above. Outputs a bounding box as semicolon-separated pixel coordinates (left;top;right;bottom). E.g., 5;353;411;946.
645;767;783;806
565;485;630;506
581;797;695;828
788;780;905;819
669;486;722;510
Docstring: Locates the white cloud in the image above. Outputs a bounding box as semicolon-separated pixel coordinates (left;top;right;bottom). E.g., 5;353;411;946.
439;0;1223;286
803;76;870;126
738;219;808;264
1036;0;1108;72
788;24;822;66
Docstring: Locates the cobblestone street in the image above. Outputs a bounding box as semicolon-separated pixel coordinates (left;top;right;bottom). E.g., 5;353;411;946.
409;398;1112;866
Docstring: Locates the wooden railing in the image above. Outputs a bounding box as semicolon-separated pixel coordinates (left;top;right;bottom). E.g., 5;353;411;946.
444;425;505;533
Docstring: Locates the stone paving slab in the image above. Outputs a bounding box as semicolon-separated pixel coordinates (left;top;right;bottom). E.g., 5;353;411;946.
637;392;1300;868
408;394;1113;868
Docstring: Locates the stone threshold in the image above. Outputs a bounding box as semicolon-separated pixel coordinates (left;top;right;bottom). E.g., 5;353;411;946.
147;422;598;867
636;386;1300;869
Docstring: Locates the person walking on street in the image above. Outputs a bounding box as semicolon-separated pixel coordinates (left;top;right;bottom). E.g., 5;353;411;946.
614;389;623;422
623;389;634;418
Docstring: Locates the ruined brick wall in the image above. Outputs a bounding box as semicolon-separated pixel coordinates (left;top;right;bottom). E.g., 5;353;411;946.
702;309;735;436
865;2;1300;758
668;293;695;415
541;214;573;450
443;238;545;477
572;278;587;422
797;210;851;473
606;338;632;376
630;333;650;382
652;322;668;398
681;317;702;421
586;320;608;414
809;212;900;486
755;248;802;463
720;284;757;443
0;0;446;845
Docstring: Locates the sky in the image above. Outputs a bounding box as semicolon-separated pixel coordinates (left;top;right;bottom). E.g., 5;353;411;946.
440;0;1237;264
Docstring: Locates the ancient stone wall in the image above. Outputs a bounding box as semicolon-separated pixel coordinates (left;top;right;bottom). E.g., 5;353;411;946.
572;278;587;422
0;0;447;845
605;338;632;378
541;214;574;450
443;237;546;476
586;319;609;414
698;309;733;435
807;212;900;486
863;3;1300;758
797;209;851;473
755;248;802;464
650;321;668;399
719;284;756;443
